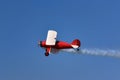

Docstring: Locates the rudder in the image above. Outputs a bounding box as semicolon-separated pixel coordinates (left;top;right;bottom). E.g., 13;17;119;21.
71;39;81;48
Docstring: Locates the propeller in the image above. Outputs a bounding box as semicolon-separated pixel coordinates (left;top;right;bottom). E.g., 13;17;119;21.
38;41;41;47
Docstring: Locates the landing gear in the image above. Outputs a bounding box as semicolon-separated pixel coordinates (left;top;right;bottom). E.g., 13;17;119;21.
45;52;49;56
45;47;51;56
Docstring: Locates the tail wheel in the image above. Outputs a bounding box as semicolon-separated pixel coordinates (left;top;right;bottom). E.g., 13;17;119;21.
45;52;49;56
77;48;79;51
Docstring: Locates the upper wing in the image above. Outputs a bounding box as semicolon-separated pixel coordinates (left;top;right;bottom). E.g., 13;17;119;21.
46;30;57;45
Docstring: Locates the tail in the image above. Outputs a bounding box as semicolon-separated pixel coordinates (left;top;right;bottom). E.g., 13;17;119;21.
71;39;81;48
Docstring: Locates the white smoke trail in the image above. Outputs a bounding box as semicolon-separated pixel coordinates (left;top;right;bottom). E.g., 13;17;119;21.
61;48;120;58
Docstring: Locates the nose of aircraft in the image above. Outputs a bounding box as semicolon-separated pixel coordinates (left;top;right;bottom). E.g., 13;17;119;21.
38;41;42;47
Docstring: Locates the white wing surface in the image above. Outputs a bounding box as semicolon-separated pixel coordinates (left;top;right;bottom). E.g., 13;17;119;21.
46;30;57;45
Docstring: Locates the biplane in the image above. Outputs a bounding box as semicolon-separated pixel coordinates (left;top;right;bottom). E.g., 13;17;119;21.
38;30;81;56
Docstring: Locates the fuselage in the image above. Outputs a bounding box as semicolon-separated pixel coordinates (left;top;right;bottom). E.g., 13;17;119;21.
40;41;73;49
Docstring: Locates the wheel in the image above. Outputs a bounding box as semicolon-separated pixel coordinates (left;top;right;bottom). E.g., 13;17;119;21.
45;52;49;56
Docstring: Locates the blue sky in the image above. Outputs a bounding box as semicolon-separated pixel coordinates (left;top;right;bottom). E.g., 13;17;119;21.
0;0;120;80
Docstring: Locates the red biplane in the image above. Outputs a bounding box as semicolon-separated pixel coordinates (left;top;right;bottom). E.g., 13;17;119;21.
38;30;81;56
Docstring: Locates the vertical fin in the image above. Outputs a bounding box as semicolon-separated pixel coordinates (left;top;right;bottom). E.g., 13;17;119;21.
71;39;81;48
